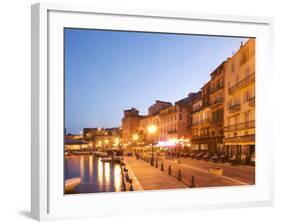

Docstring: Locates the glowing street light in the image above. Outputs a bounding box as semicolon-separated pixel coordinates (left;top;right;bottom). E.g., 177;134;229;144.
147;124;157;166
132;134;139;141
147;124;157;134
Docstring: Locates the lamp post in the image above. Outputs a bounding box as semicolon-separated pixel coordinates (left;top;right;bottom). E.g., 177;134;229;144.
147;124;157;166
132;134;139;156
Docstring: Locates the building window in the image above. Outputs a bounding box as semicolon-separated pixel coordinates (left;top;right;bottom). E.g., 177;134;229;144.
179;114;182;121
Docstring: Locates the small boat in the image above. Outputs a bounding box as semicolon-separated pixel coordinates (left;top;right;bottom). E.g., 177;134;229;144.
65;177;81;193
112;156;124;163
101;157;112;162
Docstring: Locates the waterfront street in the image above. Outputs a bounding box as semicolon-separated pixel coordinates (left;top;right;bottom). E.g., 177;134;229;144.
125;157;186;190
164;156;255;185
125;153;255;189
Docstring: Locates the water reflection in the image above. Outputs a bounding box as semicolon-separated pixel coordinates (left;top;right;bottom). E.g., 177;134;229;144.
65;155;124;194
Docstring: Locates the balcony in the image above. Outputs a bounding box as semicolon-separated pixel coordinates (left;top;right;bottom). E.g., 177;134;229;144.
248;97;255;107
200;118;211;125
191;134;209;140
192;121;200;127
192;107;201;114
224;120;255;132
210;84;223;94
167;130;177;134
228;73;255;94
228;103;241;113
192;119;211;127
211;97;223;106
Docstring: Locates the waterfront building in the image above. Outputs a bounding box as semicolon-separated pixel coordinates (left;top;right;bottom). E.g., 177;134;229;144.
64;139;92;151
121;108;144;143
83;127;121;149
159;98;191;143
208;62;225;152
148;100;172;115
191;82;212;151
139;114;160;143
224;39;255;163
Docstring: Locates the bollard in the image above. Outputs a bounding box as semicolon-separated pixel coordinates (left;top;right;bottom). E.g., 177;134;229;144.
155;160;158;168
168;165;172;175
161;162;164;171
190;176;196;188
125;173;130;182
178;169;182;181
129;183;134;191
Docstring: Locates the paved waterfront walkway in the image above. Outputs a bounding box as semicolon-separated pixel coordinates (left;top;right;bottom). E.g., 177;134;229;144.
138;153;250;188
165;156;255;185
124;157;187;191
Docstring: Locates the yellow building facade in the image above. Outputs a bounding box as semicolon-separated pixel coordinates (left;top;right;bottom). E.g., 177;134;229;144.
224;39;255;163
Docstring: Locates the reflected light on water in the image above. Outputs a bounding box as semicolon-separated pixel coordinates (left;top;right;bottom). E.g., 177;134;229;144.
80;156;85;179
89;155;93;182
65;155;124;193
104;162;110;185
114;165;122;191
97;158;103;184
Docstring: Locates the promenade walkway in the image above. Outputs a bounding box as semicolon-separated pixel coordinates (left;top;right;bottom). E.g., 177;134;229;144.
124;157;187;191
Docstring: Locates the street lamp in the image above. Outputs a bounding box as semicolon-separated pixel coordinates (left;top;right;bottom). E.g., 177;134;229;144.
147;124;157;166
115;137;121;150
132;134;139;156
132;134;139;141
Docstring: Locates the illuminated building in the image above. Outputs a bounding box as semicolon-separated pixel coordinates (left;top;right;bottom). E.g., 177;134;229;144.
224;39;255;163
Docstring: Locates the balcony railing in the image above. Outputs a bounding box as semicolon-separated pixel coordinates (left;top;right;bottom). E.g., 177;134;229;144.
211;97;223;106
200;118;211;125
224;120;255;132
210;84;223;94
191;133;224;141
248;97;255;107
192;107;201;113
192;119;211;127
228;103;241;113
228;73;255;94
167;130;177;134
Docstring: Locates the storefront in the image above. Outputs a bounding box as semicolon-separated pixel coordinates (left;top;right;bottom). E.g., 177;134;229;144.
224;134;255;164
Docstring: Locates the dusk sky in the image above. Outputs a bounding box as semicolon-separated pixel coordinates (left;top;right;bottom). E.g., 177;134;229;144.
65;28;247;134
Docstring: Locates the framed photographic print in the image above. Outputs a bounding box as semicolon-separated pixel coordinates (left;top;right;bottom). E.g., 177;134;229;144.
31;2;274;221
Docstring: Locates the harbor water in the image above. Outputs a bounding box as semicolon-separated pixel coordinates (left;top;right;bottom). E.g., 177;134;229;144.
64;155;125;194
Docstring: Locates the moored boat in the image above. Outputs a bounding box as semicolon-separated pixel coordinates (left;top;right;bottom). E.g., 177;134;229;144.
65;177;81;193
101;157;113;162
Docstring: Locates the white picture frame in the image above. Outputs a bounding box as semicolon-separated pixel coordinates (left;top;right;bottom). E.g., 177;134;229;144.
31;2;275;221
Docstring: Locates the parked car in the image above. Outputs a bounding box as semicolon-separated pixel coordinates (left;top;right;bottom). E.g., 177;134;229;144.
218;153;227;162
195;151;206;160
228;155;237;165
190;151;200;159
211;153;220;163
202;152;212;161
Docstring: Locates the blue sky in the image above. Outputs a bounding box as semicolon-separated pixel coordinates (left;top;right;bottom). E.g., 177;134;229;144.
65;28;247;134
